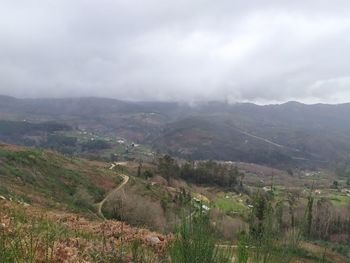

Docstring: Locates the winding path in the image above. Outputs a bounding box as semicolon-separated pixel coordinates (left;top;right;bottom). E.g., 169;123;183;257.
95;163;129;219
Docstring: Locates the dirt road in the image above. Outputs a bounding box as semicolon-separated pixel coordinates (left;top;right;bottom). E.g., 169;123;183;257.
95;165;129;219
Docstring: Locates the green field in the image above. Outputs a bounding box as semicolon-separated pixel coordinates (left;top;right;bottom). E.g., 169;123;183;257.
214;193;248;215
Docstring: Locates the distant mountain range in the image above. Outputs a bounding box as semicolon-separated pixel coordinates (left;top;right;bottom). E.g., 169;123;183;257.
1;95;350;168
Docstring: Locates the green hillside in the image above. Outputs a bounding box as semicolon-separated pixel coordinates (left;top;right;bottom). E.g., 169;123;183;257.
0;144;118;212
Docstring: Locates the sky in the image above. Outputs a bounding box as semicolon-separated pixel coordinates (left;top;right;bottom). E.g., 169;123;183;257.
1;1;350;104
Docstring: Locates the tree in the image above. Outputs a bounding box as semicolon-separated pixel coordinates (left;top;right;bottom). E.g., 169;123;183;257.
275;200;284;232
157;155;180;182
137;160;142;177
228;166;239;188
142;170;153;179
248;193;277;263
287;192;299;229
250;193;267;240
314;198;333;240
180;161;239;188
332;180;339;189
304;194;314;239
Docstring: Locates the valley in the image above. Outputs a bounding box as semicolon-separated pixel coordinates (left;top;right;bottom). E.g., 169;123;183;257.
1;97;350;262
1;96;350;168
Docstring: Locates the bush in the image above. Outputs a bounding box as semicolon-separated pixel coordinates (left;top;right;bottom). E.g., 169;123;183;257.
170;214;233;263
237;233;249;263
73;186;95;209
105;191;166;231
210;208;247;240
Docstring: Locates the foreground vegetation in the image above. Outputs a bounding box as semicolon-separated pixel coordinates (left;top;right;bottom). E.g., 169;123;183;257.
0;145;349;262
1;198;348;263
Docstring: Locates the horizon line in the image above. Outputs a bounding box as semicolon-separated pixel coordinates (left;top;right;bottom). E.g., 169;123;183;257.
0;94;349;107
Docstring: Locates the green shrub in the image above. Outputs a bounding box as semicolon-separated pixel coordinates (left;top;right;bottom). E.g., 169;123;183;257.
73;186;95;209
237;233;249;263
170;214;232;263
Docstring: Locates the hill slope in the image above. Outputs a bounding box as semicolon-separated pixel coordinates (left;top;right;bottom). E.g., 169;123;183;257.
0;143;119;211
1;96;350;167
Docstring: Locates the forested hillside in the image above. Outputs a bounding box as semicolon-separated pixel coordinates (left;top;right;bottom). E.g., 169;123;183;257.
1;96;350;167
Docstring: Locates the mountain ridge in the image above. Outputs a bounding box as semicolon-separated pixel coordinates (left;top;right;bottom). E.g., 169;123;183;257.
1;95;350;167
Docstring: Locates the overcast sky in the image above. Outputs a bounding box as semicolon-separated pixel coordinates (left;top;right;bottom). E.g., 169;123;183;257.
1;1;350;103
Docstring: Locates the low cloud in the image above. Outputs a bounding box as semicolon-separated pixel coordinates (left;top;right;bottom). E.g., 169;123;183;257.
1;0;350;103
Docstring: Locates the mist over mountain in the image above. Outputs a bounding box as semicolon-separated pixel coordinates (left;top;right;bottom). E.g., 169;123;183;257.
1;95;349;168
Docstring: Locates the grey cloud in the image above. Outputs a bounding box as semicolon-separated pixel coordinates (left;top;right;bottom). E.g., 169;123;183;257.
1;0;350;103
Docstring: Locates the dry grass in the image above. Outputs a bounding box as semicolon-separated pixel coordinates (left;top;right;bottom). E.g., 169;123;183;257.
0;199;170;262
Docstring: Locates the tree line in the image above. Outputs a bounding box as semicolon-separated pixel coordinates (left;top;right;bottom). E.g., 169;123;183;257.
157;155;243;189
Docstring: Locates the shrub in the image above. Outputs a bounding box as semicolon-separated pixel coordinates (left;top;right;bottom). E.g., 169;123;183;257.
73;186;95;209
105;190;166;231
170;214;232;263
236;233;249;263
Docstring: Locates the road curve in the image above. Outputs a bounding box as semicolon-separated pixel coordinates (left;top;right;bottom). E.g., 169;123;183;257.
95;165;129;219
